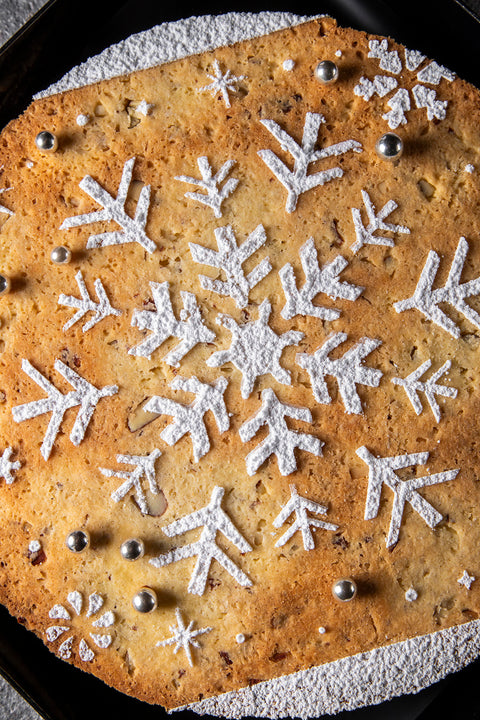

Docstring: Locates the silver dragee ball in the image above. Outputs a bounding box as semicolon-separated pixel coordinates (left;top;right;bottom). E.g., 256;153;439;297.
120;538;145;561
0;275;11;296
35;131;58;152
132;587;158;613
66;529;90;553
332;578;357;602
315;60;339;84
375;132;403;160
51;245;71;264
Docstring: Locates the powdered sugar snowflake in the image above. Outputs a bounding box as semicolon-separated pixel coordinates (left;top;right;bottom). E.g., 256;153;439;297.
392;359;457;422
239;388;324;476
394;236;480;338
156;608;212;666
58;270;121;333
354;39;455;128
150;485;252;595
0;168;13;218
207;299;303;399
144;376;229;462
189;224;272;308
100;449;162;515
297;332;383;414
0;447;21;485
46;590;115;662
273;485;338;550
136;100;154;116
199;59;246;108
279;236;363;321
12;359;118;460
175;157;239;218
351;190;410;254
458;570;475;590
357;445;459;547
60;157;156;253
129;281;215;365
405;588;418;602
258;112;362;213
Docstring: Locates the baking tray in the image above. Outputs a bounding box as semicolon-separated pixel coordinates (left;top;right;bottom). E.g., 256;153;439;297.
1;0;480;718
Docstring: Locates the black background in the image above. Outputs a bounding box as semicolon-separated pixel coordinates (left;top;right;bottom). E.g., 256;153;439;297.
1;1;480;718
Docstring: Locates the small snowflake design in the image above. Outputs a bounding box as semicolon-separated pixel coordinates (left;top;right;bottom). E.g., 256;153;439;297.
0;447;21;485
199;60;246;109
354;39;455;128
156;608;212;667
458;571;475;590
46;590;115;662
0;165;13;218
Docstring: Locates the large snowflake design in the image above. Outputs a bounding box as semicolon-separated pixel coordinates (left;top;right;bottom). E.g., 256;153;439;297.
46;590;115;662
354;39;455;128
150;485;252;595
357;446;459;547
199;60;246;109
189;223;272;309
239;388;324;476
394;236;480;338
129;281;215;365
144;376;229;462
58;270;121;333
60;157;156;253
391;358;458;423
207;299;303;398
12;359;118;461
258;112;362;213
296;332;383;415
156;608;212;666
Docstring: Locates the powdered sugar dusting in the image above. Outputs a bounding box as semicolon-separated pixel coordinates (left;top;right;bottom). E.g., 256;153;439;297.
35;13;312;99
186;618;480;717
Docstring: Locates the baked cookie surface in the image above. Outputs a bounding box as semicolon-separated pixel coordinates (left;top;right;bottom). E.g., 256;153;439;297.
0;13;480;717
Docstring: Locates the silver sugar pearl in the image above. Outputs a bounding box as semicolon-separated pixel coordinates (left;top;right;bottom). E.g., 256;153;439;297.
66;529;90;553
51;245;71;264
375;132;403;160
332;578;357;602
35;131;58;152
132;587;157;613
120;538;145;561
0;274;11;296
315;60;339;84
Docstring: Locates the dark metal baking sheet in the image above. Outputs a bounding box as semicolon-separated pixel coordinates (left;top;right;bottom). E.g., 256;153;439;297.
1;1;480;718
